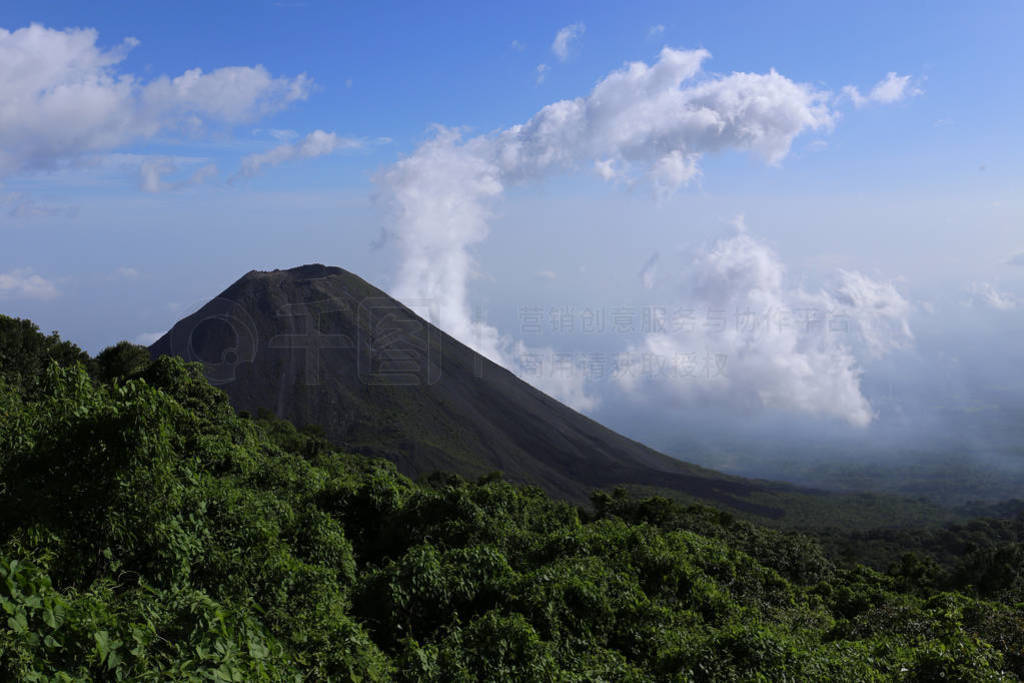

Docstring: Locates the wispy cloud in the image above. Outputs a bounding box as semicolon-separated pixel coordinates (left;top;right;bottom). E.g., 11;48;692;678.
648;24;665;38
134;331;164;345
966;281;1016;310
535;63;549;84
232;130;362;181
640;252;659;290
267;128;299;142
842;72;922;108
0;191;77;219
139;158;217;193
593;158;622;181
552;23;585;61
0;268;59;300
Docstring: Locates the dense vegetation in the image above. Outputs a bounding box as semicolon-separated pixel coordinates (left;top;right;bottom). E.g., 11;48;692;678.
3;314;1024;680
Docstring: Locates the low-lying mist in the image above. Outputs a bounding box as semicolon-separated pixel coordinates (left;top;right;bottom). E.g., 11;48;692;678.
583;299;1024;504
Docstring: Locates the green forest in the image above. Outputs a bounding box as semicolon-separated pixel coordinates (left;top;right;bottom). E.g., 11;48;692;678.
3;314;1024;681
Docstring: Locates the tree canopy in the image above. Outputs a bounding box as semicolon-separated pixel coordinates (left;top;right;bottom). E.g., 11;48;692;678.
1;317;1023;680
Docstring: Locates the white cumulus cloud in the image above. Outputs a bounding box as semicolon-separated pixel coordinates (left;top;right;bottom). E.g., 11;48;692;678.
616;229;913;427
380;49;909;417
377;47;847;410
0;23;311;178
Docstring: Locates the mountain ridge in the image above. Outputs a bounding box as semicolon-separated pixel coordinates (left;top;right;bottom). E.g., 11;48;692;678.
150;264;806;514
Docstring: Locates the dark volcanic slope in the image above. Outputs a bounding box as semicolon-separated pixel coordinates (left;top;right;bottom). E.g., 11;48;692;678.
151;264;787;512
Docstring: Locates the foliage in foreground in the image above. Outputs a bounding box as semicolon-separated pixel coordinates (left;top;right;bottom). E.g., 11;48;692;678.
1;315;1023;680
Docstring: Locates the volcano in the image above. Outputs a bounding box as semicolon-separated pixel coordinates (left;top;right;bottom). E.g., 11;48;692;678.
150;264;789;514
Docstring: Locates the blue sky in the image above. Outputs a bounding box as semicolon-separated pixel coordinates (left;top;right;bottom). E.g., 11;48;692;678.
2;1;1023;446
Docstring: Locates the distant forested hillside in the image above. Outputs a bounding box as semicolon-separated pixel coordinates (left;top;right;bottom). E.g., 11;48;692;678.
2;314;1024;680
